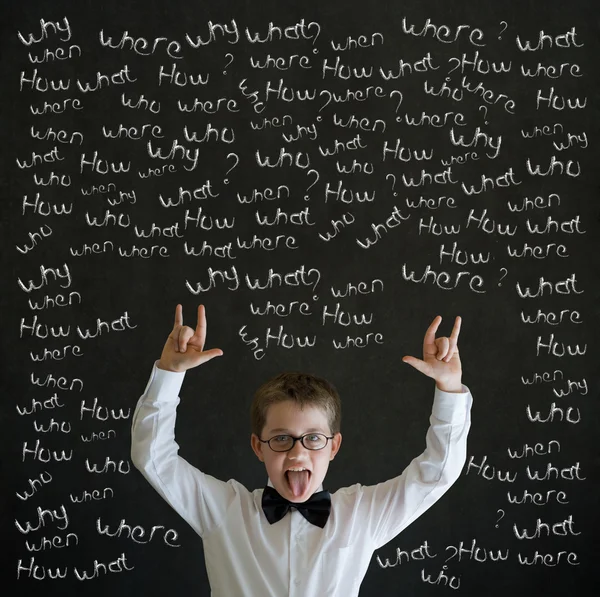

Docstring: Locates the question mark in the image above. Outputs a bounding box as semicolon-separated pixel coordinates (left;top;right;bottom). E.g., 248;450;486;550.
495;509;505;528
479;105;488;124
386;173;397;197
498;21;508;40
498;268;508;286
304;169;319;201
223;53;234;74
223;152;239;184
390;90;403;122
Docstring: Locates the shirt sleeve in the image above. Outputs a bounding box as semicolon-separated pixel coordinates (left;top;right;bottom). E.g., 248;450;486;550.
354;383;472;550
130;360;237;538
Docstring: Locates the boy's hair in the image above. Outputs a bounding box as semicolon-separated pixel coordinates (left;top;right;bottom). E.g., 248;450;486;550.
251;372;342;438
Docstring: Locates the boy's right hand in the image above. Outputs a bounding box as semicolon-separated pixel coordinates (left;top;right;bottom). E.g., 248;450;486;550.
157;304;223;372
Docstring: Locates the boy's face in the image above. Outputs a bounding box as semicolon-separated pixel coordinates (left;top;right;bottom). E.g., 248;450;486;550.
251;400;342;503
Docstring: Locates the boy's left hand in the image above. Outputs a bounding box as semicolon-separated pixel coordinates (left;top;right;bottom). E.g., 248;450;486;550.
402;315;463;392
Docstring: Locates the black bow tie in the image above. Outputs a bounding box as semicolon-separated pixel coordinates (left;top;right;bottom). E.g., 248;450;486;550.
262;485;331;528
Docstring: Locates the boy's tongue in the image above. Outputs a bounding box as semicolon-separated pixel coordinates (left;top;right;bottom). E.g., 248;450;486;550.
287;470;310;498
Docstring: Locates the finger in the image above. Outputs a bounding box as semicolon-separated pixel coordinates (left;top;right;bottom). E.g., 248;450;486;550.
178;326;195;353
203;348;224;361
449;316;461;343
174;304;183;329
445;316;462;362
436;337;449;360
195;304;207;344
444;347;460;363
423;315;442;356
402;355;431;377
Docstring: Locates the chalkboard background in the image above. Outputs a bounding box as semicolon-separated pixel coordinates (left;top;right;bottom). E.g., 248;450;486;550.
2;0;599;595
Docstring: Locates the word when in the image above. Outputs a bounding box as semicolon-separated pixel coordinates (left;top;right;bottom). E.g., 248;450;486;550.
30;372;83;391
521;370;572;384
507;440;560;458
70;487;114;503
25;532;78;552
81;429;117;442
28;292;82;311
330;31;384;51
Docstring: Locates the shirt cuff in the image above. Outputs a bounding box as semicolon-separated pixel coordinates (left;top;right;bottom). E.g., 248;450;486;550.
432;383;471;423
141;359;187;403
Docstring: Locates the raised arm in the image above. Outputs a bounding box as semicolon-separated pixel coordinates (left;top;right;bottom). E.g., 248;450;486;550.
357;316;472;549
131;304;232;538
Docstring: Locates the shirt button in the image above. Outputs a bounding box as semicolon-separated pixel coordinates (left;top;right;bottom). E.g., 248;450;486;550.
294;579;301;585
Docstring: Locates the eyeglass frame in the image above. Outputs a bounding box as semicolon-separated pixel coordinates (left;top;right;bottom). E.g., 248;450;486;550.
258;432;335;452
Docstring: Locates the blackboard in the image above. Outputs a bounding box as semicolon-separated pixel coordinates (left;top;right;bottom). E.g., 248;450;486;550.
3;0;599;595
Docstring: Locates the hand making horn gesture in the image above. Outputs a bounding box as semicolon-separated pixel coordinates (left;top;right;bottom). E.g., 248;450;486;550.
402;316;463;392
157;304;224;372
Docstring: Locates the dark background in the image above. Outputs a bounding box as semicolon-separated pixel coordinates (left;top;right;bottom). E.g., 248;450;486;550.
2;0;599;595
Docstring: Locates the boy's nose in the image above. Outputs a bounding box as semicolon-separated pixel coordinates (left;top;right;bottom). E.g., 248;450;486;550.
289;439;310;456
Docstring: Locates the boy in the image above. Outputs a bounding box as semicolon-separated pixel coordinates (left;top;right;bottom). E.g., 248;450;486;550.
131;304;472;596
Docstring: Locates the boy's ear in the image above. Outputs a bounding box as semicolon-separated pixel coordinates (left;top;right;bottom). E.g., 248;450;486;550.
330;432;342;460
250;433;265;462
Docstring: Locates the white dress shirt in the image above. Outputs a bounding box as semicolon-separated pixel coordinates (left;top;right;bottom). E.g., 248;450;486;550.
131;361;472;597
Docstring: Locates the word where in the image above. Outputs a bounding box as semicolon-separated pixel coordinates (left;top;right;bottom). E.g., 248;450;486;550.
96;517;179;546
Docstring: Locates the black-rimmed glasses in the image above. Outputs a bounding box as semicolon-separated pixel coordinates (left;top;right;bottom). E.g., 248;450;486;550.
259;433;334;452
